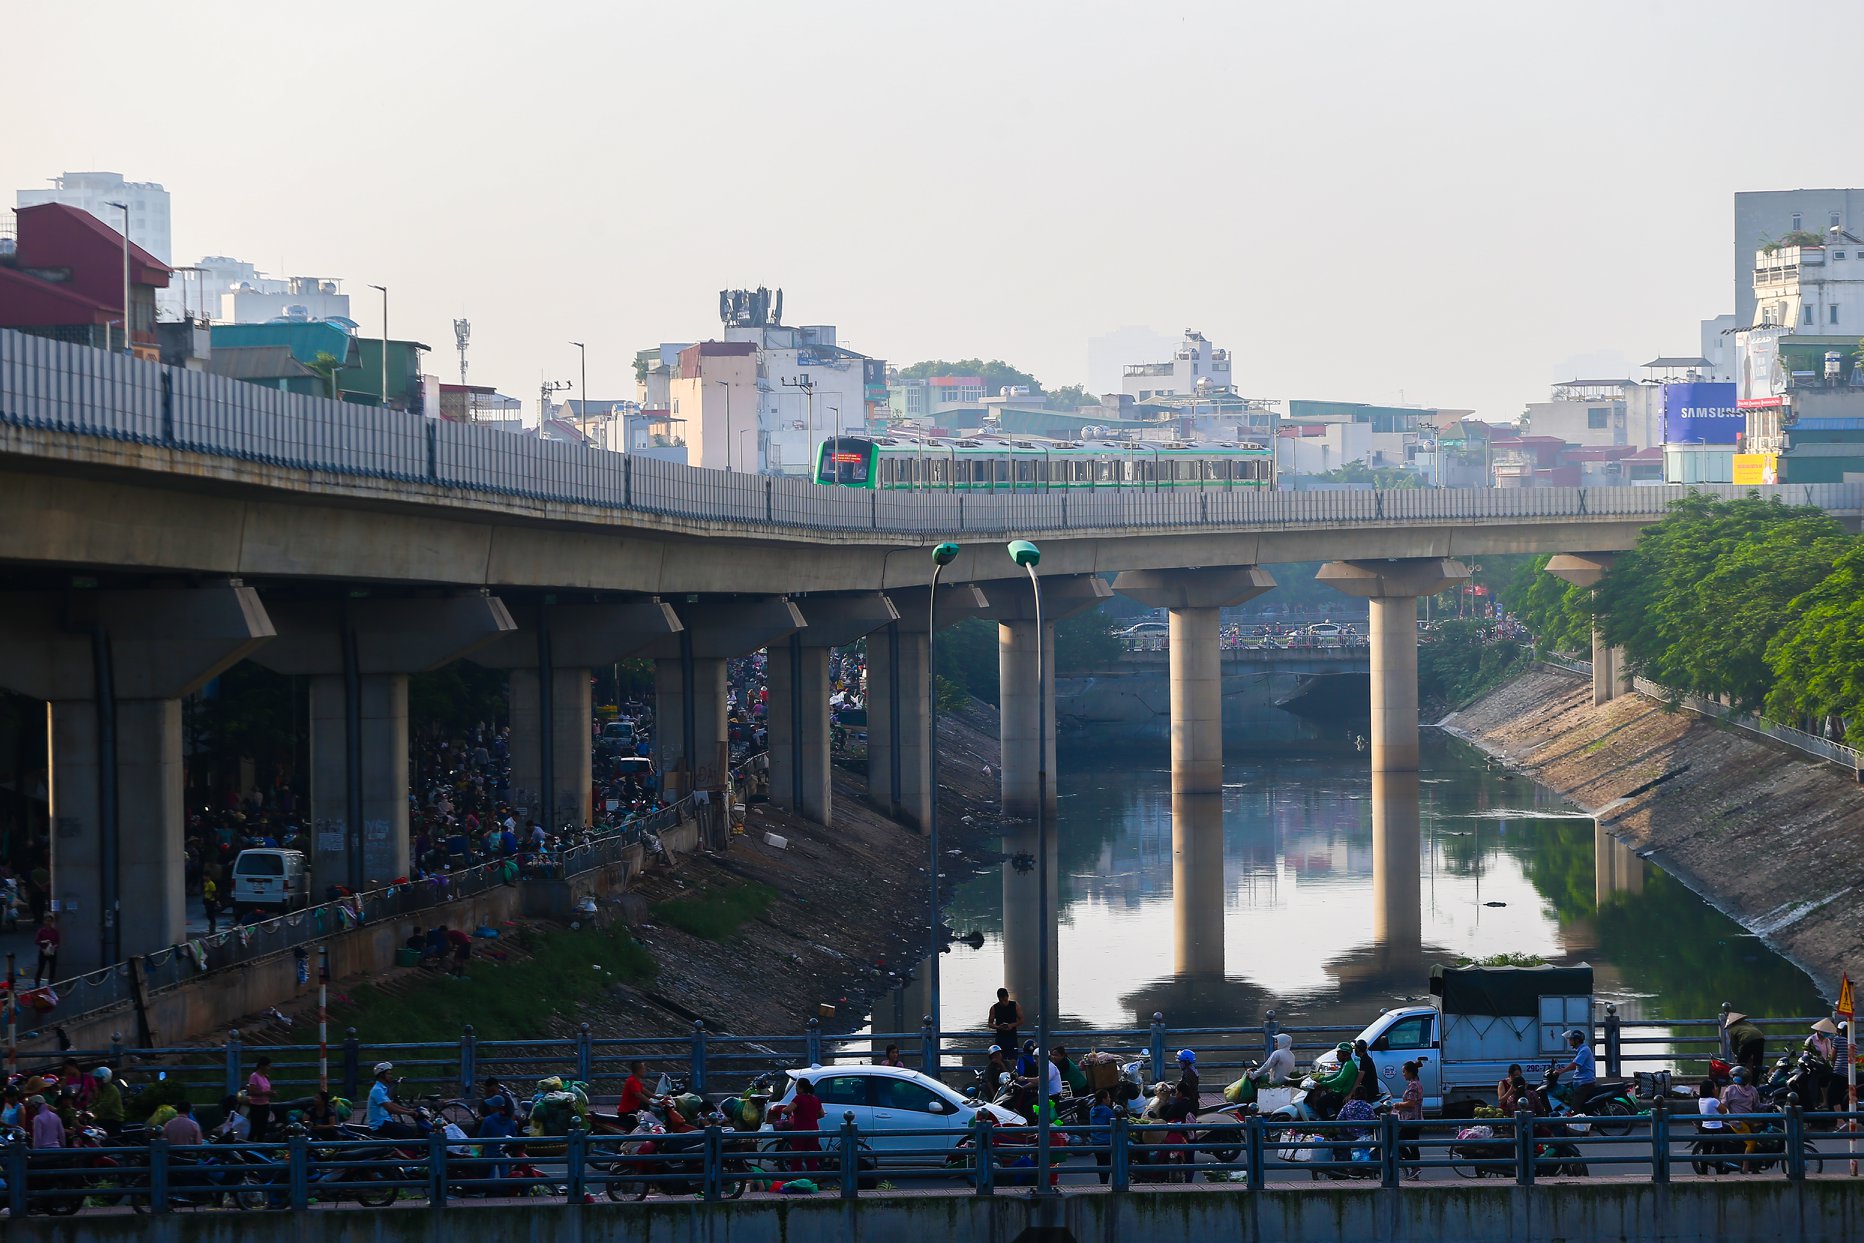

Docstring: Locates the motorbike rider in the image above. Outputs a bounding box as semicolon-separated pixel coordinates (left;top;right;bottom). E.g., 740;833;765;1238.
1349;1040;1381;1102
1255;1034;1295;1087
1176;1050;1201;1109
1804;1019;1841;1109
367;1062;422;1139
1724;1012;1766;1080
1307;1044;1360;1119
1550;1030;1598;1109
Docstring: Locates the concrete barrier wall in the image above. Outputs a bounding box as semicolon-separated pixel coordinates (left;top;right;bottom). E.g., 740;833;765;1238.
8;1181;1862;1243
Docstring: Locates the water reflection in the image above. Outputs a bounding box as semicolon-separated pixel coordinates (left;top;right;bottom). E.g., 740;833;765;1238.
918;731;1824;1040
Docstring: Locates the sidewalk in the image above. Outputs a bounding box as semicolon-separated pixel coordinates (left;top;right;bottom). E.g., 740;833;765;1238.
0;896;217;985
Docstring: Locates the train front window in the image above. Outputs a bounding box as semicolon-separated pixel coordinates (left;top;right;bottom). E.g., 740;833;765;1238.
819;443;870;485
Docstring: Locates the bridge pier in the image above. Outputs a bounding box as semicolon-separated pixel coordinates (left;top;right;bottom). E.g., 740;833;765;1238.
1318;559;1468;772
471;600;680;831
0;586;275;973
865;585;990;830
1112;567;1276;795
641;597;805;800
253;595;517;891
986;576;1110;818
1545;553;1631;705
765;594;896;826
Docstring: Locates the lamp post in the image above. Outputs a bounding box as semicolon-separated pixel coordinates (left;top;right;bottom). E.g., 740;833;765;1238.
106;201;130;355
1005;537;1052;1194
713;379;733;472
570;341;588;435
926;542;961;1073
367;284;389;407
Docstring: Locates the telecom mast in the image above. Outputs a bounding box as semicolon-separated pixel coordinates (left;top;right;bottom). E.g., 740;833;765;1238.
452;318;471;384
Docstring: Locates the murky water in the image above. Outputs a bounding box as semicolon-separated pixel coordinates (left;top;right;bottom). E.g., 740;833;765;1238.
893;729;1824;1055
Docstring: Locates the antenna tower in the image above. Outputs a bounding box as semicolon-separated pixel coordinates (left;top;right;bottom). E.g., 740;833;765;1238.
452;318;471;384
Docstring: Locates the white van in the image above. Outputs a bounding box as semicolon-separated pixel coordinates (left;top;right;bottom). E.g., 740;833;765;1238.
231;848;310;912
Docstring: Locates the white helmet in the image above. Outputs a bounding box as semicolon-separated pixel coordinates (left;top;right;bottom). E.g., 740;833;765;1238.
93;1067;112;1083
374;1061;394;1076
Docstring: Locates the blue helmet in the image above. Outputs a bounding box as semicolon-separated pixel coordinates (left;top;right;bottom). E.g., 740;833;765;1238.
1177;1049;1196;1065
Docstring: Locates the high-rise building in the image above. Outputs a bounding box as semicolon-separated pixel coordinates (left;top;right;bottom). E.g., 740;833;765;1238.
1121;329;1232;401
1732;189;1864;326
17;171;172;262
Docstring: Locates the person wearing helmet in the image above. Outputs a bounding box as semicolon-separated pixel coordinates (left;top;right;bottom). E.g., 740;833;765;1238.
1551;1030;1596;1107
1014;1040;1041;1080
368;1062;420;1138
1719;1064;1760;1118
90;1065;125;1136
1176;1049;1201;1108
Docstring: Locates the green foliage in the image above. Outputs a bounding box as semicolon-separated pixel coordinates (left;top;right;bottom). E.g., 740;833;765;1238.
653;881;777;941
1418;619;1529;707
934;675;970;714
408;662;510;740
1594;495;1849;711
938;618;1000;706
895;358;1043;396
1457;952;1548;968
1765;542;1864;741
296;923;657;1045
1044;383;1099;411
1318;461;1426;489
306;351;343;398
1056;604;1122;672
1509;555;1595;655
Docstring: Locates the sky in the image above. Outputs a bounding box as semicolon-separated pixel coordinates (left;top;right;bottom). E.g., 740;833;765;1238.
10;0;1863;422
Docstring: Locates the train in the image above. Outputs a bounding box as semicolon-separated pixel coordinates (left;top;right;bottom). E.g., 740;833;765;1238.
811;434;1276;491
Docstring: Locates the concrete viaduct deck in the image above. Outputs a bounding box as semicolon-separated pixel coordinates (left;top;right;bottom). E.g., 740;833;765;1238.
4;328;1862;982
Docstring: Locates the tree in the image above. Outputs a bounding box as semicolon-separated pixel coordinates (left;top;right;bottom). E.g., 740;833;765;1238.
1318;461;1425;489
1045;383;1100;412
306;351;343;399
895;359;1043;397
1508;555;1594;655
1765;543;1864;741
1594;494;1850;710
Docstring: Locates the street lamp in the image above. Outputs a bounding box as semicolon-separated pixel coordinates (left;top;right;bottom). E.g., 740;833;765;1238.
570;341;588;435
367;284;389;408
106;202;130;355
1005;537;1053;1193
926;541;961;1073
713;379;733;472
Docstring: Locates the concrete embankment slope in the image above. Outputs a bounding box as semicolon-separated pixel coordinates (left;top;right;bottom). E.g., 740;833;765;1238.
1441;667;1864;996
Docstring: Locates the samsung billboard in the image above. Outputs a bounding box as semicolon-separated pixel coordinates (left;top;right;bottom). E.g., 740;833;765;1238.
1662;381;1742;445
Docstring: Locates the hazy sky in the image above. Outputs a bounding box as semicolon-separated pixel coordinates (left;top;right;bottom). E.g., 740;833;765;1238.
11;1;1861;421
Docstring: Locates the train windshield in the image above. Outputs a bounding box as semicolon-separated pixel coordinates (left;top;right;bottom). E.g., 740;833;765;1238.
816;438;874;485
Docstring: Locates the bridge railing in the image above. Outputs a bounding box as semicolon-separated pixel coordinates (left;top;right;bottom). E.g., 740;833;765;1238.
7;330;1863;537
6;1101;1857;1214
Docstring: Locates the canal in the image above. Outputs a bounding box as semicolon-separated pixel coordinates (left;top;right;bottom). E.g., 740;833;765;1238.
902;727;1823;1057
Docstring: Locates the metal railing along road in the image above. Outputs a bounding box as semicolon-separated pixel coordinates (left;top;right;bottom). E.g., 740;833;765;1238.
20;1008;1823;1113
5;330;1862;538
6;1101;1860;1215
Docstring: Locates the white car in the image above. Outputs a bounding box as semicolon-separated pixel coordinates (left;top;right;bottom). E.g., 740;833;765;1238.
760;1065;1025;1163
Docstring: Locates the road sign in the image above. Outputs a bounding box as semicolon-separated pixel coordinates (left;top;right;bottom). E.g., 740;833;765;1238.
1839;974;1854;1020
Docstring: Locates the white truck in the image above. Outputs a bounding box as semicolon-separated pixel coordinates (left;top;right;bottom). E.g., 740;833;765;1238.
1314;964;1595;1113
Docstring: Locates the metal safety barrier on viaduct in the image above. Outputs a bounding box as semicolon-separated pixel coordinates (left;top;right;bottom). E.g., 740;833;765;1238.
4;327;1864;983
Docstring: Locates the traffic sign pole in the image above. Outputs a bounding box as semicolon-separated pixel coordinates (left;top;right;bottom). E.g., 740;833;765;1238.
1839;974;1855;1177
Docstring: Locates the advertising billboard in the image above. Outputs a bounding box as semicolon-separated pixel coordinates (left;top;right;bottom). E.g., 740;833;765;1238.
1661;382;1742;445
1738;328;1787;410
1732;453;1780;485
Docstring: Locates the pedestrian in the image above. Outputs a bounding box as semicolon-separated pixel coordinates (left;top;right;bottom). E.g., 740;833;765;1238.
32;914;58;986
1351;1039;1380;1102
1088;1088;1116;1184
246;1055;275;1141
1724;1011;1766;1080
876;1043;906;1068
162;1101;205;1146
785;1077;826;1172
203;876;220;934
988;987;1022;1050
1395;1060;1425;1178
29;1095;65;1149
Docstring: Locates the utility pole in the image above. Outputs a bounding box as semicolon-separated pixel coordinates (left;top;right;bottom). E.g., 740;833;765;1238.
368;284;389;407
107;201;130;355
570;341;588;438
540;379;572;432
782;374;817;473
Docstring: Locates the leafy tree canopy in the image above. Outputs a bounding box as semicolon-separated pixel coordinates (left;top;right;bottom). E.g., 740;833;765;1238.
895;359;1042;396
1765;542;1864;742
1508;555;1594;656
1318;461;1426;489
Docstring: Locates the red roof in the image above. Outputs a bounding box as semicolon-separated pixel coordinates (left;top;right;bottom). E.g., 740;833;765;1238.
0;265;117;327
15;202;168;289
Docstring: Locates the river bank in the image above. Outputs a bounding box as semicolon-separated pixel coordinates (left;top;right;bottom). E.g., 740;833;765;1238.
1440;665;1864;999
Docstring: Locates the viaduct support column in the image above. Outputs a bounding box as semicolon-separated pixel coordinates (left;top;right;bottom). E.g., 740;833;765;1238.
766;594;897;826
984;576;1111;819
1317;559;1468;773
0;586;275;974
253;595;516;891
472;599;681;830
1112;567;1277;795
866;585;989;830
640;597;805;801
1545;554;1630;706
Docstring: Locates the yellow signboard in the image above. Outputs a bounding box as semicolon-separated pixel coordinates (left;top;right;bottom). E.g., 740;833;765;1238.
1732;453;1779;486
1840;973;1854;1020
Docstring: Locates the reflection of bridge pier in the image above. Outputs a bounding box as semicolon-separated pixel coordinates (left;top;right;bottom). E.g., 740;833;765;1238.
1330;770;1429;992
1595;819;1645;904
1173;792;1227;977
999;821;1057;1024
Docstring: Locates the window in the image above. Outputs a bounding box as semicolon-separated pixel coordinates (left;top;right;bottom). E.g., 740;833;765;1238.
1793;213;1804;231
1838;252;1850;261
816;1076;870;1107
873;1079;945;1113
1833;305;1842;325
1587;408;1609;429
1834;212;1843;229
1806;305;1817;325
1375;1015;1435;1051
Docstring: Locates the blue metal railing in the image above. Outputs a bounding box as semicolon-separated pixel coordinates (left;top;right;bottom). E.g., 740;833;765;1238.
5;1100;1856;1215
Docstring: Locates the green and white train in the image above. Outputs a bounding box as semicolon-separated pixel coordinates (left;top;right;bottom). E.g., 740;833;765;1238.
812;435;1276;491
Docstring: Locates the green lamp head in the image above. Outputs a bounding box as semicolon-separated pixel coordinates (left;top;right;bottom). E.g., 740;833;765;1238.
1007;539;1041;568
931;542;960;567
